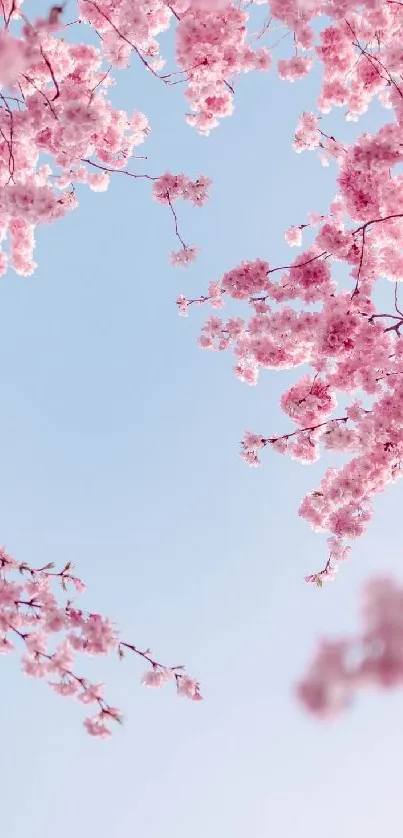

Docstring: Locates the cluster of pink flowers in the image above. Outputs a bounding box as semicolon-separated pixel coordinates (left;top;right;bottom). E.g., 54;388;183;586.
152;172;211;206
187;236;403;579
3;0;403;281
297;576;403;717
78;0;271;135
0;4;215;275
78;0;172;71
277;56;314;82
0;546;201;737
176;0;403;584
175;3;270;134
280;376;338;426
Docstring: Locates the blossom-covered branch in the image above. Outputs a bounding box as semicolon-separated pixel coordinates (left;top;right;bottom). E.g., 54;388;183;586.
0;3;215;275
0;546;201;738
180;3;403;583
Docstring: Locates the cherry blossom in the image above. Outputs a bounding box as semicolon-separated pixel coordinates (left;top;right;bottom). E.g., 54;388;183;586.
284;225;304;247
3;0;403;732
0;545;201;737
179;0;403;584
0;4;215;275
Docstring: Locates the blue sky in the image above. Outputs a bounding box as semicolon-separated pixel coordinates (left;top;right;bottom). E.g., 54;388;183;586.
1;8;403;837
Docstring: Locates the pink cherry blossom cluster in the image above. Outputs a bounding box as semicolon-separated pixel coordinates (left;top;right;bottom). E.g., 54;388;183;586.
5;0;400;283
0;545;201;738
297;576;403;717
178;1;403;583
175;3;270;134
0;3;214;276
3;0;403;282
78;0;271;136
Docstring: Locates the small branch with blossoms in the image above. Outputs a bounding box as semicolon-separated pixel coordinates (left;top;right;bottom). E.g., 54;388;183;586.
82;0;170;82
0;546;201;738
345;19;403;101
82;0;207;87
240;415;351;468
80;161;209;265
304;537;352;588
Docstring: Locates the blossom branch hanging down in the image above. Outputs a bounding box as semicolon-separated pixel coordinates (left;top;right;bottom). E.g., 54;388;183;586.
0;3;217;275
178;4;403;586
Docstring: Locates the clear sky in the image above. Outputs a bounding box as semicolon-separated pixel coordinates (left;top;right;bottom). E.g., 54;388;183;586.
1;8;403;838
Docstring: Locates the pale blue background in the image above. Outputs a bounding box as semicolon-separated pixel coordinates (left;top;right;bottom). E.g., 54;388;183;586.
0;6;402;837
